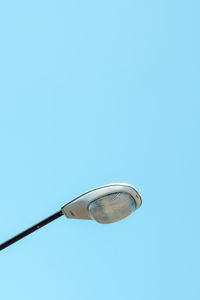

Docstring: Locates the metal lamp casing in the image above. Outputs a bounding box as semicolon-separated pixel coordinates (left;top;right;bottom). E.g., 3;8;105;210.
61;183;142;223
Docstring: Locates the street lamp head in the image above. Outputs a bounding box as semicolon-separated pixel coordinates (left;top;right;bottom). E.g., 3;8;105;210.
0;183;142;250
62;183;142;224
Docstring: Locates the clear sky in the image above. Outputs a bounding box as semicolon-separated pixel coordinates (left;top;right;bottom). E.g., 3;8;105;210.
0;1;199;299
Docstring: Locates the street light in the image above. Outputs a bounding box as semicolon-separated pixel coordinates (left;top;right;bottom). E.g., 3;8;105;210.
0;183;142;251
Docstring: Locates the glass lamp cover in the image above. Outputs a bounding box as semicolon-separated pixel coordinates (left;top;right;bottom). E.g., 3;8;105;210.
88;192;136;224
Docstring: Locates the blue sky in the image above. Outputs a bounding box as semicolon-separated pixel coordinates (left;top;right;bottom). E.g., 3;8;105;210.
0;0;199;299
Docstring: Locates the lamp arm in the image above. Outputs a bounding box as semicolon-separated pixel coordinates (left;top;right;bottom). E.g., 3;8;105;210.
0;210;63;251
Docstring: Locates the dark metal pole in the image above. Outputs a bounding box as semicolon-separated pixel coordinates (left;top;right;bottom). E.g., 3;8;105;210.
0;210;63;251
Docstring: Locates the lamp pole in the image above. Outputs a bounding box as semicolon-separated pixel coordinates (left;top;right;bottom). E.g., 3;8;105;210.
0;210;63;251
